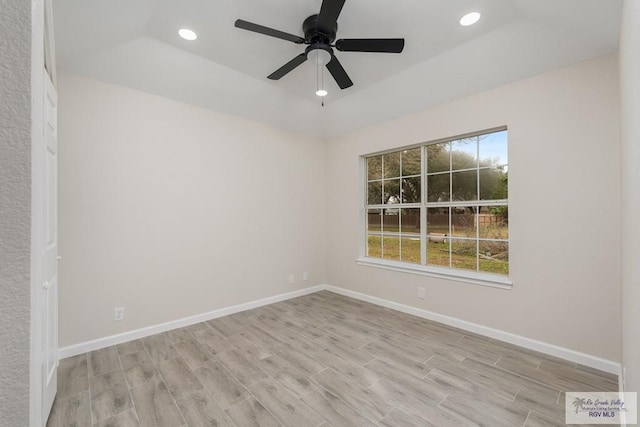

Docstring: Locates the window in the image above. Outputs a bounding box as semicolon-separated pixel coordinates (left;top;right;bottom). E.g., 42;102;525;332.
361;128;509;287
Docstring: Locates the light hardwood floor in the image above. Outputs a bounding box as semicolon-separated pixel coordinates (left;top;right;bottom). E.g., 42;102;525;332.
47;291;618;427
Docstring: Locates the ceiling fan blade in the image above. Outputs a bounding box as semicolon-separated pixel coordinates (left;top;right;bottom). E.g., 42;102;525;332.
326;54;353;89
335;38;405;53
317;0;346;32
267;53;308;80
235;19;305;44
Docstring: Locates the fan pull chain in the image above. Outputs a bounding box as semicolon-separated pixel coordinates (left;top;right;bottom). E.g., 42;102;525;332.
321;67;324;107
318;62;325;107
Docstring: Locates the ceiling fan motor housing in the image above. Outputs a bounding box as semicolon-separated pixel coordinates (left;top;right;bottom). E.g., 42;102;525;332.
303;14;337;44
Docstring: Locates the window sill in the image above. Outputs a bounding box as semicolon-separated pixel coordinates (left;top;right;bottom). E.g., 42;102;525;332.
355;257;513;290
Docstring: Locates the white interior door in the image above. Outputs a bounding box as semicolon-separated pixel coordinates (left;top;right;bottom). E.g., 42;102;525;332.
42;71;59;419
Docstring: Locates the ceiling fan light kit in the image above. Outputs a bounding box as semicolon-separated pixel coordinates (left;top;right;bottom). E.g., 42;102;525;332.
312;48;332;67
234;0;405;97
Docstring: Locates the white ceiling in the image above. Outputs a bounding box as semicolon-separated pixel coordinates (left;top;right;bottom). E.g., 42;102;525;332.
54;0;621;138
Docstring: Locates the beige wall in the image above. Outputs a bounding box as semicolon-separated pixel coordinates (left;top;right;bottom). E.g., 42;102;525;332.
0;0;33;424
58;74;326;347
620;0;640;392
325;54;621;361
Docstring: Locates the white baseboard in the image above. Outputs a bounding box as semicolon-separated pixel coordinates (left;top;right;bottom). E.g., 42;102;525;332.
58;285;324;359
325;285;621;375
58;283;621;377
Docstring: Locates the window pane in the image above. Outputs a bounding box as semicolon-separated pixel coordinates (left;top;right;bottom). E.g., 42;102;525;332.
367;181;382;205
479;130;508;168
427;205;451;264
451;137;477;171
427;237;450;267
427;207;449;235
401;237;421;264
401;177;421;203
367;209;382;233
451;239;477;271
401;208;421;235
427;173;450;202
479;240;509;275
401;148;421;176
452;170;477;201
479;168;507;200
383;179;401;204
382;209;400;233
367;235;382;258
478;206;508;239
363;130;507;277
382;235;400;261
451;206;476;238
427;142;450;173
367;156;382;180
383;152;401;178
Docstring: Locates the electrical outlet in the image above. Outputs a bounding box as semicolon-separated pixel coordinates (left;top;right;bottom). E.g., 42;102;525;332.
114;307;125;321
418;287;426;300
288;274;295;284
303;272;309;281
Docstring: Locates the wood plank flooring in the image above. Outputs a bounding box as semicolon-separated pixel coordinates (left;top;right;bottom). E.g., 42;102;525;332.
47;291;619;427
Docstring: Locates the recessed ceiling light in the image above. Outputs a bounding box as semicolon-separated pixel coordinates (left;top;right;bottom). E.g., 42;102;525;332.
178;28;197;41
459;12;481;27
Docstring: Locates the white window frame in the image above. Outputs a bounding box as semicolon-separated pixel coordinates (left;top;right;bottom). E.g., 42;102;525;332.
357;127;512;289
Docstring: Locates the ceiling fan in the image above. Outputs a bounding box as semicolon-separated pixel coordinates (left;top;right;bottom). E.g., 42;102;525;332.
234;0;405;92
